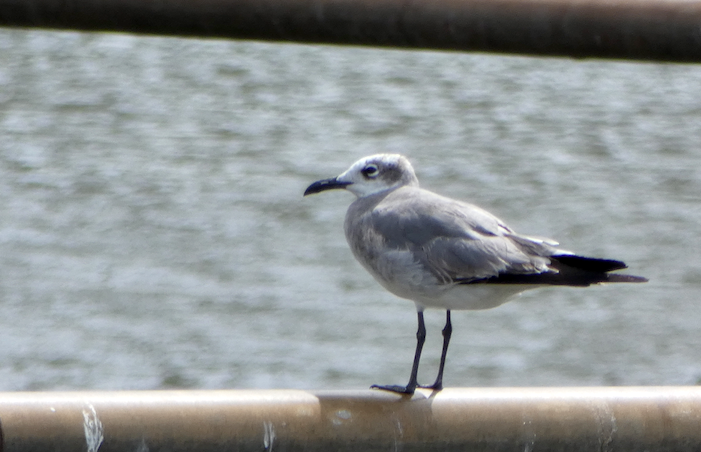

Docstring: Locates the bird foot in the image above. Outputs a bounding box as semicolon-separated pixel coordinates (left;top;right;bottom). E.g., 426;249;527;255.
370;384;416;395
417;382;443;391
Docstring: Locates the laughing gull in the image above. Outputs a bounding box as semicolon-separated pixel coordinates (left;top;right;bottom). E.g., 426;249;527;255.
304;154;647;395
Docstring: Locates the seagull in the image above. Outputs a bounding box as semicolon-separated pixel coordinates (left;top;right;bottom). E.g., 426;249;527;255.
303;154;647;395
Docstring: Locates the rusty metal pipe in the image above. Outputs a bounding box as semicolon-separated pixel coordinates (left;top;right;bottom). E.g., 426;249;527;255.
2;387;701;451
0;0;701;62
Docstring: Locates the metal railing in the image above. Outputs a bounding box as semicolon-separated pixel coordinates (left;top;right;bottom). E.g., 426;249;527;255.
1;0;701;62
2;387;701;451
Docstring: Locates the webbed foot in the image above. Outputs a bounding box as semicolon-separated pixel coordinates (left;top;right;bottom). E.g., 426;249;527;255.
370;384;416;395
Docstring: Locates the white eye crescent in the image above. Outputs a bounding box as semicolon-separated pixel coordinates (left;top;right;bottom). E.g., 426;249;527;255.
361;164;379;178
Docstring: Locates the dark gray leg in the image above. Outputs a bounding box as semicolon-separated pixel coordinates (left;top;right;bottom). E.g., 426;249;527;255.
371;310;426;395
419;310;452;391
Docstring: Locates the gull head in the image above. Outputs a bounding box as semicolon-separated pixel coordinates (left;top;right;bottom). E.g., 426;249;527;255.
304;154;419;198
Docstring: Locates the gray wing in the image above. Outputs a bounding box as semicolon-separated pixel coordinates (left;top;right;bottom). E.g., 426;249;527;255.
367;187;561;283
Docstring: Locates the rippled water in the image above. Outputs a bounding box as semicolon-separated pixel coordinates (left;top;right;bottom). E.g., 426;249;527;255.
1;29;700;391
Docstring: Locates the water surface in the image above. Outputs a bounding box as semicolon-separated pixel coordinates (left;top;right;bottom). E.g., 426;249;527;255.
1;29;700;390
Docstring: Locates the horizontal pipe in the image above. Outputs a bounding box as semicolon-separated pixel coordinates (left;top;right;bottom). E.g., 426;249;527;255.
1;387;701;451
0;0;700;62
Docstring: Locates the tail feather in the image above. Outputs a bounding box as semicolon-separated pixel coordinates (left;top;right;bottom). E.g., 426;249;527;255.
606;273;649;283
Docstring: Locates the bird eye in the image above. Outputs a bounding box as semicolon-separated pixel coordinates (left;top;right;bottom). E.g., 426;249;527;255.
361;164;379;178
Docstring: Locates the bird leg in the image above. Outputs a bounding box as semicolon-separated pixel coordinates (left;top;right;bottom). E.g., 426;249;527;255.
371;310;426;395
419;310;452;391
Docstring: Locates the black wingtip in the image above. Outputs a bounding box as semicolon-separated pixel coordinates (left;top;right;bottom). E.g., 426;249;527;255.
552;255;628;273
466;254;648;286
552;255;648;284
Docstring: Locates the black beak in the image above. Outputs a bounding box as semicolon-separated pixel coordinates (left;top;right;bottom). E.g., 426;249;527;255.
303;177;352;196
